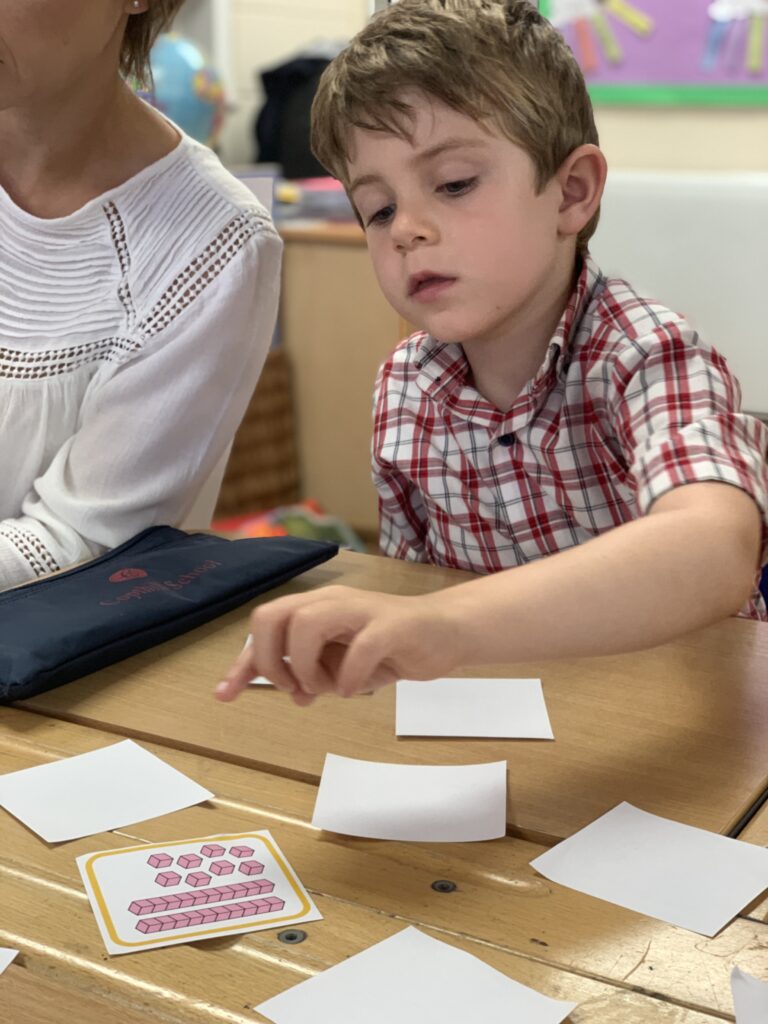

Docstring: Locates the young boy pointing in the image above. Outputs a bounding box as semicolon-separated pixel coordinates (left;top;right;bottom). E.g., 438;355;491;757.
217;0;767;706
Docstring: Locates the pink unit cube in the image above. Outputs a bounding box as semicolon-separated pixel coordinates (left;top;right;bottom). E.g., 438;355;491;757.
185;871;211;888
229;845;254;858
238;860;265;876
201;843;226;858
147;852;172;869
155;870;181;888
128;898;156;916
137;918;163;934
244;877;274;894
209;859;234;876
177;853;203;869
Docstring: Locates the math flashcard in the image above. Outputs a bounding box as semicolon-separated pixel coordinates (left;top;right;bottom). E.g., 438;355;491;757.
77;830;321;955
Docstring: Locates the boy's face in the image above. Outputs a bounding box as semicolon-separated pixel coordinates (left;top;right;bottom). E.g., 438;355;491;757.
347;93;573;348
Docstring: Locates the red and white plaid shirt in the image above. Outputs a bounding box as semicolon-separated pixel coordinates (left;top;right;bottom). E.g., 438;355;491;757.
373;256;768;620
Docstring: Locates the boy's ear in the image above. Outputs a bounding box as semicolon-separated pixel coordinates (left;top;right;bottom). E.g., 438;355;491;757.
554;144;607;240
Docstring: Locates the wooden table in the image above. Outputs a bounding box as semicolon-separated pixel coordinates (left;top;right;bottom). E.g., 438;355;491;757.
3;549;768;1021
23;551;768;842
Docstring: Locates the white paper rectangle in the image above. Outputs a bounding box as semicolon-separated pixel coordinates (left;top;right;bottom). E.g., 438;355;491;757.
311;753;507;841
530;802;768;936
0;948;18;974
77;829;321;955
256;926;576;1024
243;634;279;686
732;966;768;1023
396;677;554;738
0;740;213;842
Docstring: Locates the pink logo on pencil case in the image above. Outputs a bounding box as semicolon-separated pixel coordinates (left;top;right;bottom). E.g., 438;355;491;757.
99;560;223;606
109;568;149;583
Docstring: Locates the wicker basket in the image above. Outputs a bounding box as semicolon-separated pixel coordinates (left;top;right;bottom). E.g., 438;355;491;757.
214;347;301;518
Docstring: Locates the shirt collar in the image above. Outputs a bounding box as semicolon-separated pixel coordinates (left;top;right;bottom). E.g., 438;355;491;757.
413;254;605;425
547;253;604;379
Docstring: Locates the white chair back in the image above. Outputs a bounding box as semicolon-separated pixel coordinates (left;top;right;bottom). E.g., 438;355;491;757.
591;170;768;415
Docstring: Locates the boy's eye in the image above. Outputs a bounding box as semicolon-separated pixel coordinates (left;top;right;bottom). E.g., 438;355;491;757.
366;204;395;227
438;177;477;196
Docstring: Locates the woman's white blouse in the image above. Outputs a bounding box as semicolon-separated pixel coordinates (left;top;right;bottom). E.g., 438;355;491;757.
0;133;282;590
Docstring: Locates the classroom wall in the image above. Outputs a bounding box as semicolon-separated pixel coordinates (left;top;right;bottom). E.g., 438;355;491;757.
220;0;369;165
219;7;767;427
596;108;768;172
219;3;768;173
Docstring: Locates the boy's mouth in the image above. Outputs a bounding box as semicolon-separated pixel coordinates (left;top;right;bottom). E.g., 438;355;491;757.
407;271;457;299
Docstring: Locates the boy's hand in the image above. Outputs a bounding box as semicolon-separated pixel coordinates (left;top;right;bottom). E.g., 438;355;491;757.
215;586;469;704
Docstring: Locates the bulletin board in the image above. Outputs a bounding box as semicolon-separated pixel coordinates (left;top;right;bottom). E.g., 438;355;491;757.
539;0;768;105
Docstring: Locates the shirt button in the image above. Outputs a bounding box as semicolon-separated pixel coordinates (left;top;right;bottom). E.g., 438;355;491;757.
498;433;515;447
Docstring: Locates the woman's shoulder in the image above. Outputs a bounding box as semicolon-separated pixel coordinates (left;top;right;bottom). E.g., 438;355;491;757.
110;136;280;320
117;134;276;239
181;138;274;217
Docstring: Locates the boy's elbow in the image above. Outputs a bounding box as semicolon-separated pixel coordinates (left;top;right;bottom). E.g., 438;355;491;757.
721;561;760;616
712;518;763;617
654;482;763;617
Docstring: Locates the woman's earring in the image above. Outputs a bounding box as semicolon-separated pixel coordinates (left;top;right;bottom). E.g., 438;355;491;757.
132;0;143;9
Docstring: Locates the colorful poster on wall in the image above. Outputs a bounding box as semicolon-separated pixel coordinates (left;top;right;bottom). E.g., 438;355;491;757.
540;0;768;104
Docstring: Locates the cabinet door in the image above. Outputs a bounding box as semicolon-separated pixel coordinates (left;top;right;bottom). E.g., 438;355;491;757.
281;237;403;538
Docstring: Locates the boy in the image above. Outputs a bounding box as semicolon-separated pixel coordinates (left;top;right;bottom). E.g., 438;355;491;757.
217;0;767;706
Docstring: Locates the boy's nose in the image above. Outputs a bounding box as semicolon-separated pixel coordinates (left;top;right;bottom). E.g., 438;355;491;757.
391;209;438;251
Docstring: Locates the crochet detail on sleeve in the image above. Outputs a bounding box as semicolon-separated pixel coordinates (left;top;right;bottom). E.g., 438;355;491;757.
0;524;61;578
0;208;268;381
0;337;141;380
138;211;262;338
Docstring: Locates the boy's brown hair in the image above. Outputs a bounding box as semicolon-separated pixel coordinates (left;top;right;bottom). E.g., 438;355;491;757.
311;0;600;251
121;1;187;85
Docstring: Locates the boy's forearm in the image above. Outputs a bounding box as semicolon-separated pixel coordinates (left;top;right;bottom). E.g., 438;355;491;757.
434;484;762;665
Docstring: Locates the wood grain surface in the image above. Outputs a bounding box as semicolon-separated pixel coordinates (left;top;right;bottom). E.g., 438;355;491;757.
21;551;768;843
2;709;766;1022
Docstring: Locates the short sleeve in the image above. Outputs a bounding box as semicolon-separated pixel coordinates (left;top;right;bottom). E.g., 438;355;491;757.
609;320;768;556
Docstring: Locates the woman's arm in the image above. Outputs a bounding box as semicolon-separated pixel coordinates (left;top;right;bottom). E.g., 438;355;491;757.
0;225;282;590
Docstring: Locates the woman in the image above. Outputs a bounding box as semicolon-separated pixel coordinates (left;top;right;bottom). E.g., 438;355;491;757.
0;1;281;589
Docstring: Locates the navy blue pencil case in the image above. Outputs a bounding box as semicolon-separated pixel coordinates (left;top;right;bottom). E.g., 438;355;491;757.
0;526;338;703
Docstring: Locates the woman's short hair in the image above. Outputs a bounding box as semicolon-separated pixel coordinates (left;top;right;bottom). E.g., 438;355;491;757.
121;1;188;84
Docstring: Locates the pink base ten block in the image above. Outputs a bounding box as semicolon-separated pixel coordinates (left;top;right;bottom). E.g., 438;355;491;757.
201;843;226;857
155;871;181;887
128;878;275;915
147;853;173;869
229;845;255;858
185;871;211;887
136;895;286;933
238;859;265;876
178;853;203;869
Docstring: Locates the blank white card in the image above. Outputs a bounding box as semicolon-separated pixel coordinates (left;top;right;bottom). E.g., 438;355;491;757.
530;802;768;937
312;753;507;842
732;966;768;1024
256;927;576;1024
0;740;213;842
396;677;554;738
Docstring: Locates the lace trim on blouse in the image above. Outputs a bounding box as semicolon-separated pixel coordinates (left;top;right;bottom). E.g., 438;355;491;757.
0;207;267;381
0;524;61;578
104;200;138;331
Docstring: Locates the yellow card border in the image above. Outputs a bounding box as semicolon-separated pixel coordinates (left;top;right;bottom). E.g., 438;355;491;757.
83;831;312;949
